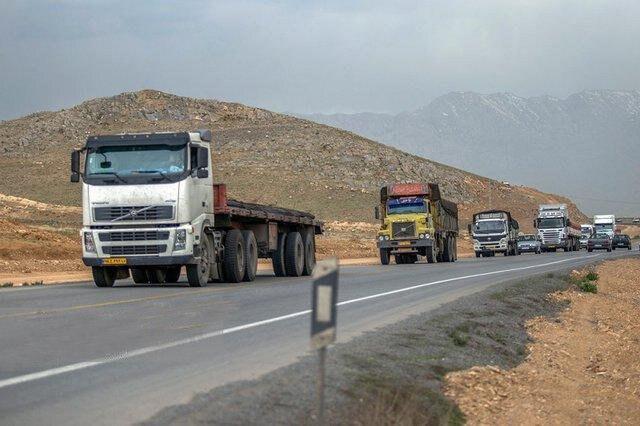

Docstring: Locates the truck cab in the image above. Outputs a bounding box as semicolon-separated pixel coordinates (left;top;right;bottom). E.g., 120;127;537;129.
534;204;580;252
469;210;520;257
593;214;616;239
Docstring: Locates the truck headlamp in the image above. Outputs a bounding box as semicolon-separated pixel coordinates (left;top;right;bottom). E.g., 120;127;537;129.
384;235;390;240
419;233;425;239
174;229;187;251
84;232;96;253
379;235;385;241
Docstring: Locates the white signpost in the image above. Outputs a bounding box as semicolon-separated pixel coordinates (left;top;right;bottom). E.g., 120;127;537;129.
310;258;339;424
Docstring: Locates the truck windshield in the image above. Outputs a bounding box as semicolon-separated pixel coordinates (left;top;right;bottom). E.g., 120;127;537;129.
387;197;427;215
86;144;187;182
474;220;505;234
518;235;536;241
594;224;613;232
537;218;564;228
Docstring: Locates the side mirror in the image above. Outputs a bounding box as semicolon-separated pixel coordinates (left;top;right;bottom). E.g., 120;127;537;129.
70;150;80;183
533;220;537;229
467;224;472;234
196;168;209;179
197;147;209;169
374;206;380;220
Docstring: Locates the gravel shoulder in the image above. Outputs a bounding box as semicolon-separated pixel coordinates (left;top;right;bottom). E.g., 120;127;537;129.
445;257;640;425
143;267;582;425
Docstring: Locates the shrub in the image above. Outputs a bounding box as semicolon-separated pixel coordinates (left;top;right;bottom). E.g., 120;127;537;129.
585;271;599;281
578;280;598;293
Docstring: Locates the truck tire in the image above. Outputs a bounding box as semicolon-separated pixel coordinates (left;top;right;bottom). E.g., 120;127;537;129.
394;254;404;264
442;236;451;262
131;268;150;284
242;230;258;282
407;254;418;264
302;230;316;276
223;229;246;283
380;248;390;265
187;233;212;287
165;266;181;283
92;266;116;287
475;252;481;258
147;268;167;284
452;237;458;261
272;233;287;277
426;246;435;263
285;231;304;277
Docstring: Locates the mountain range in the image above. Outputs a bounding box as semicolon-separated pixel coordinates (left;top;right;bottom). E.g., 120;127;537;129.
301;90;640;216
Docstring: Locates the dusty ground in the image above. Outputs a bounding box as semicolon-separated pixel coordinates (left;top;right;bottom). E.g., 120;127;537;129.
444;258;640;425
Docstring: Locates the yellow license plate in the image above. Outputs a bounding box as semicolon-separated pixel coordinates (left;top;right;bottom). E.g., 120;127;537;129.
398;241;412;246
103;257;127;265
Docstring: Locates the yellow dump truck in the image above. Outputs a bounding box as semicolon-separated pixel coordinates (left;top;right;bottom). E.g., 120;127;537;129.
375;183;459;265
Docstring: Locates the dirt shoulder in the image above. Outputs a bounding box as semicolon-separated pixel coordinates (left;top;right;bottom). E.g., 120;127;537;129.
444;257;640;425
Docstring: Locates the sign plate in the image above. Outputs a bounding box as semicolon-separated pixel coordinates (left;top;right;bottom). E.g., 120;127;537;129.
311;258;339;350
103;257;127;265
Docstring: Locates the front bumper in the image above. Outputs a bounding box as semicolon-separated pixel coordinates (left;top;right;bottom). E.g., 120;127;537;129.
83;255;196;267
378;238;432;254
518;245;539;253
474;241;508;253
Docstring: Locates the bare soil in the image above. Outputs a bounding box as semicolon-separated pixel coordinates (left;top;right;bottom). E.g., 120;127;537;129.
444;258;640;424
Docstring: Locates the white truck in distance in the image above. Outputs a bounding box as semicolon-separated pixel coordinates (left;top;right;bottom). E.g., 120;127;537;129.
593;214;616;238
534;204;581;252
70;130;323;288
580;224;594;249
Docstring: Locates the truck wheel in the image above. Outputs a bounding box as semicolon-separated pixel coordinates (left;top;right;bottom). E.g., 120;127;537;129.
475;252;481;258
242;230;258;282
147;268;167;284
442;237;451;262
92;266;116;287
272;233;287;277
407;254;418;264
453;237;458;261
380;248;390;265
223;229;246;283
302;230;316;276
285;231;304;277
131;268;150;284
394;254;404;264
187;233;212;287
426;246;435;263
165;266;181;283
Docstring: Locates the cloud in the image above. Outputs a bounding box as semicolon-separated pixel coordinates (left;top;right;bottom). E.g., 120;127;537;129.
1;0;639;119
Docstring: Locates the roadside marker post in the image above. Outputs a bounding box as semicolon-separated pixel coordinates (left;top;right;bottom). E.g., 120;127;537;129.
310;258;339;425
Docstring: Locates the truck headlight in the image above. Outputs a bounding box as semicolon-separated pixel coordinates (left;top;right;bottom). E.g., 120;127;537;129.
419;233;425;239
174;229;187;251
384;235;390;240
379;235;385;241
84;232;96;253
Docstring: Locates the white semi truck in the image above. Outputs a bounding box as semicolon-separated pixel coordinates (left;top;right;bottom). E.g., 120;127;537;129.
534;204;581;252
593;214;616;239
71;130;323;287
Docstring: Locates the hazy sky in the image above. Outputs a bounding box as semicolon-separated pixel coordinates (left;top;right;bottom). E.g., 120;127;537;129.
1;0;640;120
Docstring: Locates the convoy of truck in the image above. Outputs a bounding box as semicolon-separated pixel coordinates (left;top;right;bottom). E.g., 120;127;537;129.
69;129;629;286
469;210;520;257
70;130;323;287
375;183;458;265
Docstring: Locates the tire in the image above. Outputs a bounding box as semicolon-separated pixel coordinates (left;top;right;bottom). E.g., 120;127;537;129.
302;230;316;276
272;233;287;277
284;231;304;277
147;268;167;284
187;233;212;287
92;266;116;287
442;236;451;262
607;248;612;252
407;254;418;264
426;246;435;263
223;229;245;283
131;268;150;284
475;252;481;258
380;248;390;265
395;254;404;264
165;266;181;283
453;237;458;261
242;230;258;282
588;248;593;252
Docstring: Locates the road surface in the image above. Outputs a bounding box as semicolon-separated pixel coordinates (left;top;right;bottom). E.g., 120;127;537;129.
0;250;636;425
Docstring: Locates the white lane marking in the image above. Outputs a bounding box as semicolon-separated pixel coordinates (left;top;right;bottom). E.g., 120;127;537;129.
0;253;600;390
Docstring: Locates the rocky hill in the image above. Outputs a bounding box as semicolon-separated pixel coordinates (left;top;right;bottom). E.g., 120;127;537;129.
0;90;587;229
302;90;640;216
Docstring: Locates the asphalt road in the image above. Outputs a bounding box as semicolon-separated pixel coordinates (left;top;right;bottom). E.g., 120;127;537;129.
0;249;637;425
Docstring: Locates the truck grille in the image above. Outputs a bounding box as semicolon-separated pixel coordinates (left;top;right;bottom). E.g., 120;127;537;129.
476;235;502;242
93;206;174;222
98;231;170;242
103;245;167;256
392;222;416;239
541;230;561;244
